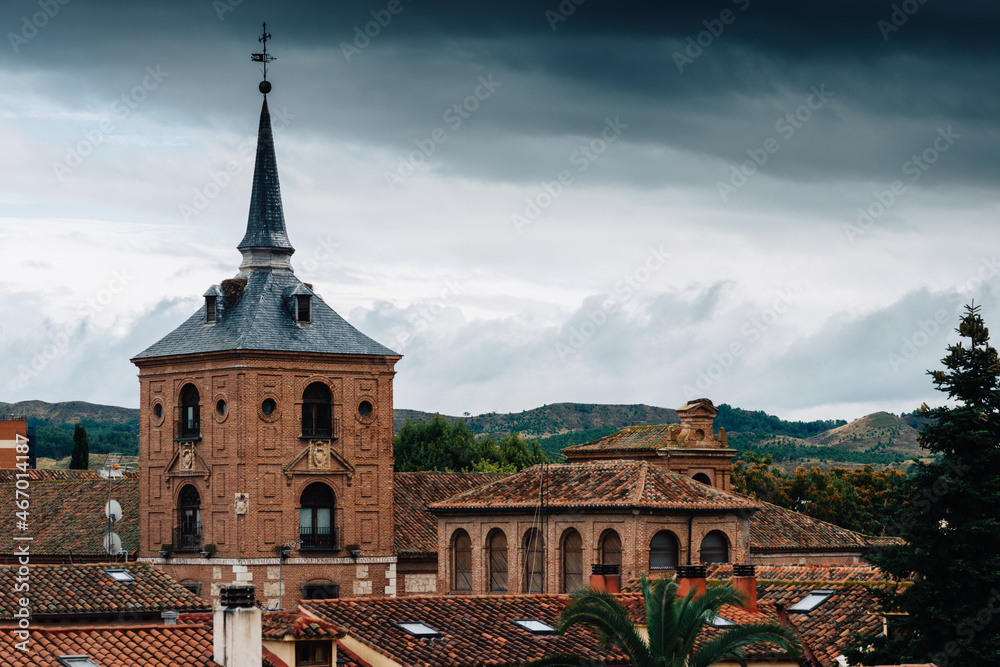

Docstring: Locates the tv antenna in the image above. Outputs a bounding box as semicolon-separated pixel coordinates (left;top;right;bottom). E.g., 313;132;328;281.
102;454;134;561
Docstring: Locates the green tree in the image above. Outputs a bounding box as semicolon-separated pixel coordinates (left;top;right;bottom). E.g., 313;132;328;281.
526;575;800;667
69;423;89;470
393;414;478;472
853;304;1000;666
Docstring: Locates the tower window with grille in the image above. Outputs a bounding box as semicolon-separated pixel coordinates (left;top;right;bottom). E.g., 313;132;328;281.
302;382;332;438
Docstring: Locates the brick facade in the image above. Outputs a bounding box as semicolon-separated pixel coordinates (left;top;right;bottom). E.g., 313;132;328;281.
134;350;399;608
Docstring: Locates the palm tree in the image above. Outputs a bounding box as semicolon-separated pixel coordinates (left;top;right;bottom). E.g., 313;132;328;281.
526;574;801;667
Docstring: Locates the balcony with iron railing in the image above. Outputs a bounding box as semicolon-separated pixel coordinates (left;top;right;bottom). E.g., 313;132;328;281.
173;523;202;552
299;522;343;552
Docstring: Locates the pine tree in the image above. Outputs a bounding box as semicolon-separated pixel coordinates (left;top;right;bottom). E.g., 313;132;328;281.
70;423;90;470
856;304;1000;666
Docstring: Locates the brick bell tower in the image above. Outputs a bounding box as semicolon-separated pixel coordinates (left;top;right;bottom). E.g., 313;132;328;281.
132;29;400;608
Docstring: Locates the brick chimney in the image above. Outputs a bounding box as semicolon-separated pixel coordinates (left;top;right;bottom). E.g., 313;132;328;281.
604;564;621;594
732;564;758;613
214;583;262;667
589;564;607;592
676;565;707;599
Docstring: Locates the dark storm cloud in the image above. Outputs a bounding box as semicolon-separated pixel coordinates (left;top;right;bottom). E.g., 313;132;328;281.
5;0;999;190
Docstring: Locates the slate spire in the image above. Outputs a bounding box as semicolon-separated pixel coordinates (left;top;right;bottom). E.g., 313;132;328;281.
238;98;294;254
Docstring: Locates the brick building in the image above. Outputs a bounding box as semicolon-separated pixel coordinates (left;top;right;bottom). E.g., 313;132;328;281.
0;417;30;470
131;83;400;609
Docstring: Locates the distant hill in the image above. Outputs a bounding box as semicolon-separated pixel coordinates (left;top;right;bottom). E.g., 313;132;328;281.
807;411;923;456
0;400;138;424
0;400;140;461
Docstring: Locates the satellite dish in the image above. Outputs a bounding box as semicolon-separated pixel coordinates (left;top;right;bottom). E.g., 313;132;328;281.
104;532;123;555
105;499;123;523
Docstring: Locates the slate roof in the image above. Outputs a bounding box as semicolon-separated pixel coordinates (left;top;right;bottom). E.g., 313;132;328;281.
0;470;139;557
0;563;208;619
302;595;630;667
0;624;223;666
239;98;293;251
393;472;508;554
748;500;874;553
561;424;675;455
428;460;759;513
132;268;397;359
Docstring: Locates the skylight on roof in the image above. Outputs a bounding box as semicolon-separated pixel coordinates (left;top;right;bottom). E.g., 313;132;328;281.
57;657;101;667
706;614;736;628
788;589;834;613
104;568;135;583
392;622;442;638
511;619;557;635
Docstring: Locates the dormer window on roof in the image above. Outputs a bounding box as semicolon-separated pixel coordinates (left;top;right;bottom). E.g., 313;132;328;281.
392;621;442;638
104;568;135;583
510;619;557;635
706;613;736;628
788;589;834;613
203;286;223;324
287;283;314;324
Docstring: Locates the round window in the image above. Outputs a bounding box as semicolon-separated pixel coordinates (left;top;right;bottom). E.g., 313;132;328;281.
358;400;373;418
216;399;227;416
261;398;277;415
153;403;163;419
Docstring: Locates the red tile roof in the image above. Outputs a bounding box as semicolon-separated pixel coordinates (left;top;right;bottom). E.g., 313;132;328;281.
749;501;881;553
0;563;208;619
429;460;759;513
393;472;508;554
0;470;139;558
561;424;675;455
261;610;344;640
302;594;631;667
706;563;898;584
0;624;224;666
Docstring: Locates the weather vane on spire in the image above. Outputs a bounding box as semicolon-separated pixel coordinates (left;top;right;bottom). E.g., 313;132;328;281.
251;22;276;95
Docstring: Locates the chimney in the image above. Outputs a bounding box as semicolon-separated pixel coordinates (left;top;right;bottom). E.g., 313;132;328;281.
676;565;707;599
214;583;262;667
604;564;621;594
732;564;758;613
589;564;607;592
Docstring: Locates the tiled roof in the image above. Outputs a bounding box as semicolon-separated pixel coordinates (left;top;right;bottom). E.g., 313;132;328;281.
561;424;675;455
393;472;509;554
132;267;398;359
302;595;630;667
0;471;139;557
749;501;873;553
428;461;759;513
262;610;344;640
706;563;897;584
0;563;208;618
0;624;224;666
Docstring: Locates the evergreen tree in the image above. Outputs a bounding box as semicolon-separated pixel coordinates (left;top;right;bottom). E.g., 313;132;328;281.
855;304;1000;666
69;423;90;470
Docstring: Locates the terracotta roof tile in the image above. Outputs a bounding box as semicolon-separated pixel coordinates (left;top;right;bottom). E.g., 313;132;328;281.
429;461;758;513
0;470;139;557
705;563;897;584
562;424;675;455
262;610;344;640
748;501;881;553
302;594;631;667
393;472;508;554
0;563;208;619
0;624;224;666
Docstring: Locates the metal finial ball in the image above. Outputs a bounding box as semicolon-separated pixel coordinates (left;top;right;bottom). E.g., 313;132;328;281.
259;80;272;95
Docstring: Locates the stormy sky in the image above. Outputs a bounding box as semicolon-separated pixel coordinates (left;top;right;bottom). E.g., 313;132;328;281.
2;0;998;421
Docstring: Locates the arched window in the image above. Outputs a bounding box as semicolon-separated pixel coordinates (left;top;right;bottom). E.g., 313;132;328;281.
600;529;622;568
300;483;335;549
302;382;332;438
649;530;679;570
700;530;729;564
562;529;583;593
693;472;712;485
179;384;200;438
488;530;508;593
178;485;201;550
452;530;472;592
522;529;545;594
